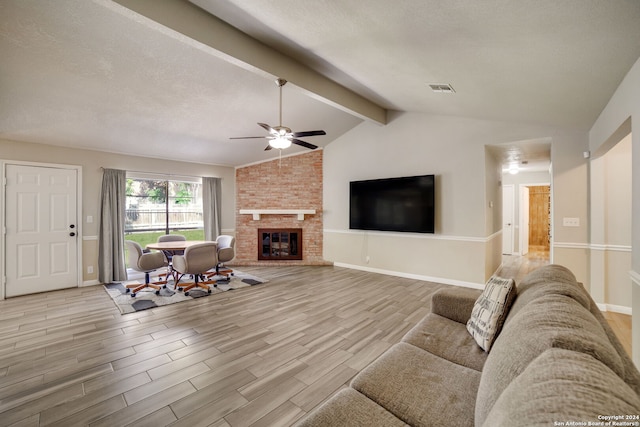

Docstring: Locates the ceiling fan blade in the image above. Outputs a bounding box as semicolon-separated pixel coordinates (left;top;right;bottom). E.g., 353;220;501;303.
292;130;326;138
264;144;273;151
291;139;318;150
258;122;277;134
229;136;268;139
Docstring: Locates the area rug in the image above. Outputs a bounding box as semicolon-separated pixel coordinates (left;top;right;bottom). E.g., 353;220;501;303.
103;271;268;314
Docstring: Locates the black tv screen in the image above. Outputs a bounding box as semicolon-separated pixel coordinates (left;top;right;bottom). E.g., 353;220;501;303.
350;175;435;233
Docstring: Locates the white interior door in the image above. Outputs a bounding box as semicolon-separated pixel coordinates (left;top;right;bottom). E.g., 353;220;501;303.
520;186;530;255
5;164;79;297
502;184;515;254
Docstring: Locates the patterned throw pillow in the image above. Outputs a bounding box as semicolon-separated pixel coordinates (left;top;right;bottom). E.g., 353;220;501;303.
467;276;517;352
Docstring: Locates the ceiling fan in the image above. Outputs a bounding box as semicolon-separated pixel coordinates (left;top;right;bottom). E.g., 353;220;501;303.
230;78;326;151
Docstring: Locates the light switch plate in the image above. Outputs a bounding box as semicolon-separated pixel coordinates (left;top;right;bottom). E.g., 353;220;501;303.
563;217;580;227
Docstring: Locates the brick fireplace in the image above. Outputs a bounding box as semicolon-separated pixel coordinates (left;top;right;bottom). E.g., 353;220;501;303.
234;150;327;265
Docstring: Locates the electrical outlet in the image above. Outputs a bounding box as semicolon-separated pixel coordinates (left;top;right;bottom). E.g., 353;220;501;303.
562;217;580;227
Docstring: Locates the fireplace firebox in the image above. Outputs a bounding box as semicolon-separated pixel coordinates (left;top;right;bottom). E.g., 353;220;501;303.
258;228;302;260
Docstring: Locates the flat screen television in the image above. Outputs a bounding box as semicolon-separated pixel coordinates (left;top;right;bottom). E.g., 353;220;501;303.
350;174;435;233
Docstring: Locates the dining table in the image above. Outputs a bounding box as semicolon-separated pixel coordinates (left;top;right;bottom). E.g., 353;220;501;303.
145;240;215;252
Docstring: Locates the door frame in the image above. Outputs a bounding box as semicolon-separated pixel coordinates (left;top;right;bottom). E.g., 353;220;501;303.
1;160;83;300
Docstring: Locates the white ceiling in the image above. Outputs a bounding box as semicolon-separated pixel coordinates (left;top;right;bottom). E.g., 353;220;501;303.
1;0;639;167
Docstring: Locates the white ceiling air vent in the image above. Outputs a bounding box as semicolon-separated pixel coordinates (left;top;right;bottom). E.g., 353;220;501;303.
429;83;456;93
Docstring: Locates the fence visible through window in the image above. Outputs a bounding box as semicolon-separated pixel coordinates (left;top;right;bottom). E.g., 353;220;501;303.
124;177;204;256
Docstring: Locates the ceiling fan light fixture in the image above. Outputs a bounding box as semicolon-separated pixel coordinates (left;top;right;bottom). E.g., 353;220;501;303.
269;136;291;149
508;163;519;175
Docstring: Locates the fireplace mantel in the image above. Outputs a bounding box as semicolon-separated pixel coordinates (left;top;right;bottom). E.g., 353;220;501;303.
239;209;316;221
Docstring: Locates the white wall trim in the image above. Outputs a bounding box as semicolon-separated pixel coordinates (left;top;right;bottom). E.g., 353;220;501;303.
553;242;590;249
555;242;632;252
82;279;101;287
83;235;99;241
325;228;500;243
334;262;485;290
596;302;632;315
590;244;632;252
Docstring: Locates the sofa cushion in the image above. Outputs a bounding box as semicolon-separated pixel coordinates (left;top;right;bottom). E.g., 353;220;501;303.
402;312;487;371
482;348;640;426
351;342;480;427
586;301;640;395
295;388;408;427
430;286;482;324
476;294;625;425
506;264;590;323
466;275;516;351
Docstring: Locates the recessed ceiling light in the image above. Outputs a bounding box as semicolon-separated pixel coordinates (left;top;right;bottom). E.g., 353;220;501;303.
429;83;455;93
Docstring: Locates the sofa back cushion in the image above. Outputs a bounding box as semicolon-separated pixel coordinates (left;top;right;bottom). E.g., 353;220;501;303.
481;348;640;426
505;264;590;323
475;294;625;425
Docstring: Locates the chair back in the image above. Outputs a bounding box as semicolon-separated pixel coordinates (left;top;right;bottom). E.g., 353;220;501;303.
158;234;186;257
125;240;167;272
174;242;218;275
125;240;143;270
216;235;236;263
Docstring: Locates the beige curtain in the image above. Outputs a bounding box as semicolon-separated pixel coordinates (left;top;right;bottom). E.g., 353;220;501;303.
98;168;127;283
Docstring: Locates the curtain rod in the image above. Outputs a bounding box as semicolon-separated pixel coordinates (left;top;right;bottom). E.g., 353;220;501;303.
99;167;222;180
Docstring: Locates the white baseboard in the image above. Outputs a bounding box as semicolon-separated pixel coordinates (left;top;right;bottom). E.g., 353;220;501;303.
81;279;101;287
333;262;484;290
595;302;632;315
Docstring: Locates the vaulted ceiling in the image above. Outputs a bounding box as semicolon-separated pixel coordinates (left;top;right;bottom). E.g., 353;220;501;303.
1;0;639;167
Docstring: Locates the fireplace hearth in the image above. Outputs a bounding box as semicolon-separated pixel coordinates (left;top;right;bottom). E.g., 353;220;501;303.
258;228;303;260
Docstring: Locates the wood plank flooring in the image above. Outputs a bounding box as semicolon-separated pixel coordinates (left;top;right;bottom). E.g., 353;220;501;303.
0;266;452;426
497;250;632;356
0;261;632;426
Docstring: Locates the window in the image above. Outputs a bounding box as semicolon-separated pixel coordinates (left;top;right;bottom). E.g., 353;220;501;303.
125;174;204;247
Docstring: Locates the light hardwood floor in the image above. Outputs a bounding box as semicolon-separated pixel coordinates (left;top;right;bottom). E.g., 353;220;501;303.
497;250;632;356
0;261;632;426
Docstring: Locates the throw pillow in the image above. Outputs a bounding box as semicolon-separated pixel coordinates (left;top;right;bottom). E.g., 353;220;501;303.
467;275;517;352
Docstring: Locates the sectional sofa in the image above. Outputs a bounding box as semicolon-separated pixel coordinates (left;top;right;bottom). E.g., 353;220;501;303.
296;264;640;426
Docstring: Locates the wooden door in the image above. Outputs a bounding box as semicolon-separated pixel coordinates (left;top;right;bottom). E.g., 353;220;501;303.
528;185;550;250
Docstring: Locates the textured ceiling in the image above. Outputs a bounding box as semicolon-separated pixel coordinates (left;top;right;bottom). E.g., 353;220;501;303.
1;0;640;167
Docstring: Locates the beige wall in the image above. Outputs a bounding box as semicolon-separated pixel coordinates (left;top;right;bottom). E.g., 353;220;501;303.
590;133;632;310
0;138;235;285
323;111;589;286
589;55;640;364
